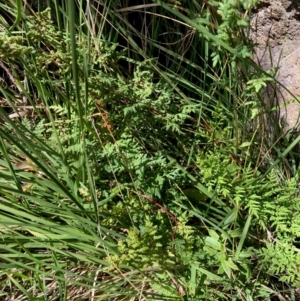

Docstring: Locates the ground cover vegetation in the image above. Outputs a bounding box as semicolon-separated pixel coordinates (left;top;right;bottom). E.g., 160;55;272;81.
0;0;300;300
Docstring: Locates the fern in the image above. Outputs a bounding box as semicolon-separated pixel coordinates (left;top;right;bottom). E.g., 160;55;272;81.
259;242;300;286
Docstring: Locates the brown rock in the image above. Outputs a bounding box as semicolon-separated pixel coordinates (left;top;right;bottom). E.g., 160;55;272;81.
250;0;300;131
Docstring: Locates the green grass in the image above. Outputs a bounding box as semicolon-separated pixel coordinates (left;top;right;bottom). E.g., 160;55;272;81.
0;0;299;300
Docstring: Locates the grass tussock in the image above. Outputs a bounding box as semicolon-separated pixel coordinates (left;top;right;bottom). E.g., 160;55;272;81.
0;0;300;300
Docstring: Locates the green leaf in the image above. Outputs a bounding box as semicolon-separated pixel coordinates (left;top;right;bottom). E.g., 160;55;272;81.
189;264;197;295
205;236;221;251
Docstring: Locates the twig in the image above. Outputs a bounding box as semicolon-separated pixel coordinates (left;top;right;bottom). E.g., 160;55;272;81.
0;60;27;105
131;190;178;241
